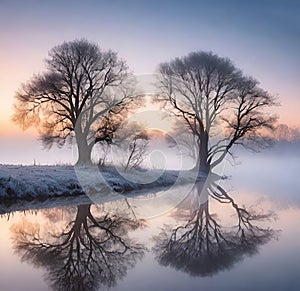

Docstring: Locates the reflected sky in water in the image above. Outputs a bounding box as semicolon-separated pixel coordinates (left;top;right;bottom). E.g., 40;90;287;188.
1;152;300;291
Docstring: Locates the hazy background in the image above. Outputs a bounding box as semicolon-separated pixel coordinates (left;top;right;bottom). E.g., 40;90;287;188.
0;0;299;164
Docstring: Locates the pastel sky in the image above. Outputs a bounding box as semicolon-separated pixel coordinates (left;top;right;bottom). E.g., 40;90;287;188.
0;0;299;164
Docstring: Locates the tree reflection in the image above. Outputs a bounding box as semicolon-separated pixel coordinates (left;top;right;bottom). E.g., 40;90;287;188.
153;173;277;276
11;203;145;290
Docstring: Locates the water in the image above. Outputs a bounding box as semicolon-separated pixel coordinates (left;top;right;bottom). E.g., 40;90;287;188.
1;149;300;291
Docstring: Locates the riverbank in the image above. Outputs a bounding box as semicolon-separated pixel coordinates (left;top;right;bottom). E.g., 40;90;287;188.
0;164;205;204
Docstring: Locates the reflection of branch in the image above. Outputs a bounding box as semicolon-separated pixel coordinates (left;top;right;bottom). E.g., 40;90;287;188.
11;204;145;290
208;179;275;236
153;180;276;276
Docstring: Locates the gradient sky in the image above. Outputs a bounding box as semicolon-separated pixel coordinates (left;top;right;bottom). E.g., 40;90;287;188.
0;0;299;164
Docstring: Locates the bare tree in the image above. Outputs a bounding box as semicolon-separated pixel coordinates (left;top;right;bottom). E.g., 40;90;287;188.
153;176;276;276
272;123;300;141
124;131;149;171
92;101;139;165
11;204;145;290
13;39;136;165
111;121;149;171
158;51;278;173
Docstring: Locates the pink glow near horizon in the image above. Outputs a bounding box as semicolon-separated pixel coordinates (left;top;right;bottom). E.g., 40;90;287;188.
0;1;299;164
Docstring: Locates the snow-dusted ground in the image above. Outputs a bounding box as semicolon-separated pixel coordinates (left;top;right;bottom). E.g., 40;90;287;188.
0;164;204;203
0;165;82;199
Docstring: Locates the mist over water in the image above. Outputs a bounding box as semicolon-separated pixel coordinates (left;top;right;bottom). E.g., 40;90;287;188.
225;141;300;208
0;140;299;291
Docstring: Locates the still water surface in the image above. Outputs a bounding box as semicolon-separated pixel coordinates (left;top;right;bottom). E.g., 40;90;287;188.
0;152;300;291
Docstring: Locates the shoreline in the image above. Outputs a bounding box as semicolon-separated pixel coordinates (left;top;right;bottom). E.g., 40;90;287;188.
0;164;206;211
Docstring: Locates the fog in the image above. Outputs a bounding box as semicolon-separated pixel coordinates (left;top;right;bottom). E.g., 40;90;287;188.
1;134;299;211
0;135;74;165
225;141;300;208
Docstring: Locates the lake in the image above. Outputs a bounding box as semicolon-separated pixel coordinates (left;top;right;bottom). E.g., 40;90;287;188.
0;147;300;291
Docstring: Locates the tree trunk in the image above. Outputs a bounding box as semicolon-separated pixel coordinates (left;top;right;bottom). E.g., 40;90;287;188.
76;131;92;165
73;204;91;235
197;131;210;175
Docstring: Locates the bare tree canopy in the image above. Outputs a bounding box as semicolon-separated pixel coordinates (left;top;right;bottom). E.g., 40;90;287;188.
13;39;136;164
158;51;278;173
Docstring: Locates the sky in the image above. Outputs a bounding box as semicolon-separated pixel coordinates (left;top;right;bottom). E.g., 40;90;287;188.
0;0;299;164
